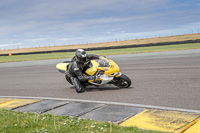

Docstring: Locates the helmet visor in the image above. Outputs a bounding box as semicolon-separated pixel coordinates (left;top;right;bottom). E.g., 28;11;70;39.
79;57;86;63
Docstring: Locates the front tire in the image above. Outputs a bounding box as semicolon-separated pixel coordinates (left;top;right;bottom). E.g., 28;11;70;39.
113;74;131;88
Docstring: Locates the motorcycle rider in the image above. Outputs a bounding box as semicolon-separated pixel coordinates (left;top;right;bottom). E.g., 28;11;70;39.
66;49;100;93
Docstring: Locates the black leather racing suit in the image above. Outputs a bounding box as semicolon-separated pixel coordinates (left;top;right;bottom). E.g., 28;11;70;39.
67;54;100;92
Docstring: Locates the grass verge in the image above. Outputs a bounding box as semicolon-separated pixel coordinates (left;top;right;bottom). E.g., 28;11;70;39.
0;43;200;63
0;109;161;133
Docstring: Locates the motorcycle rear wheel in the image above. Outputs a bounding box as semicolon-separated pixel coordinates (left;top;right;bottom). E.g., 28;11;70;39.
113;74;131;88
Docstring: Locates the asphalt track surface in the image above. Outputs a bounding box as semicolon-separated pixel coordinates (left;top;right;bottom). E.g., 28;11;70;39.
0;49;200;111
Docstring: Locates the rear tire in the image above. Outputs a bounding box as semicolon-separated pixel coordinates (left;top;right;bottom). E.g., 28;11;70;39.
113;74;131;88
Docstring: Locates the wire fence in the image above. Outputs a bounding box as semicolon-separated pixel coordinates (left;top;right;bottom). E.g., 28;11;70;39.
1;38;200;56
0;30;200;51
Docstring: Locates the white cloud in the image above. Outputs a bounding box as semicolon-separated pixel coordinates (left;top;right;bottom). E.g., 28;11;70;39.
0;43;21;47
29;38;47;42
0;21;37;36
57;37;85;41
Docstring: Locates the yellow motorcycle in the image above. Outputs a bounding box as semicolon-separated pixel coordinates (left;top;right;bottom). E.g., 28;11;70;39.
56;56;131;88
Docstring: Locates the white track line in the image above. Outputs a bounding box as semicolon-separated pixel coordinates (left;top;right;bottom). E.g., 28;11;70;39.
1;96;200;114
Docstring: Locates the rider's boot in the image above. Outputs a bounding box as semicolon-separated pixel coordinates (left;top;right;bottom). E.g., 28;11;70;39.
70;77;85;93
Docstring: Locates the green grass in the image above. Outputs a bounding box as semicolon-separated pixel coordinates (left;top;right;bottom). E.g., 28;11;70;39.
0;109;161;133
0;43;200;63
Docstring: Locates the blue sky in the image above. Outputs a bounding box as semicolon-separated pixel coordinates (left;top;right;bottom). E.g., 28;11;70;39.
0;0;200;49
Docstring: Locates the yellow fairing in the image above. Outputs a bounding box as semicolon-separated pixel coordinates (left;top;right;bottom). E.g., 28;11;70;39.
102;59;120;76
56;63;69;71
85;60;99;76
85;57;120;77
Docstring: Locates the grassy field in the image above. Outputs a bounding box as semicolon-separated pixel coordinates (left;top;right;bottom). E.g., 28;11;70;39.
0;109;161;133
1;43;200;63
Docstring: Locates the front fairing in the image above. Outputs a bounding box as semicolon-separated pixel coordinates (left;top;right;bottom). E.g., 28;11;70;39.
85;57;120;76
103;59;120;77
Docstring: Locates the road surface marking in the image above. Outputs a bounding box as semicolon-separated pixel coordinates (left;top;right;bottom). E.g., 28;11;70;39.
0;98;41;109
0;98;15;104
120;109;200;132
182;117;200;133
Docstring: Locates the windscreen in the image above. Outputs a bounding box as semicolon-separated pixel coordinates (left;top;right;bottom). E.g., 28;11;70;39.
95;59;110;67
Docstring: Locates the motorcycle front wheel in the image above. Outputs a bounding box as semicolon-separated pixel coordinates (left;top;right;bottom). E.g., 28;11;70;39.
113;74;131;88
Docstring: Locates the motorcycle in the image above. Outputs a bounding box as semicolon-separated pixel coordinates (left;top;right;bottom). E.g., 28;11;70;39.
56;56;131;88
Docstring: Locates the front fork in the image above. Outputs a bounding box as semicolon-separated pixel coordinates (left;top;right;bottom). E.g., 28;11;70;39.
112;73;124;86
